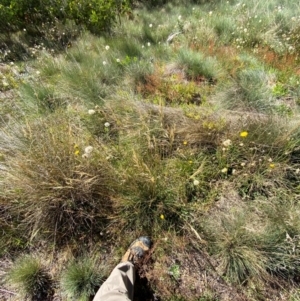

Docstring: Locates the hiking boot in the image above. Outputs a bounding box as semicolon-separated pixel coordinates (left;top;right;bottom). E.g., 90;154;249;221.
121;236;151;263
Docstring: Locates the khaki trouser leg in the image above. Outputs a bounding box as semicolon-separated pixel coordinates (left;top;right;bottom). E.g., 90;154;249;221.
93;262;135;301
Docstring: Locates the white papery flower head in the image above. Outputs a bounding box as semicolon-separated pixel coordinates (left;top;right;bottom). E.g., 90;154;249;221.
193;179;200;186
222;139;232;147
85;146;94;154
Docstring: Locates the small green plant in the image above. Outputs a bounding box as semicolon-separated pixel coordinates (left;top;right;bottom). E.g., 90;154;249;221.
7;255;53;301
60;258;104;301
169;264;181;280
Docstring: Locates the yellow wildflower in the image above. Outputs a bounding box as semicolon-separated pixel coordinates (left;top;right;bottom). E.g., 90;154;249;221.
188;160;193;164
269;163;275;168
240;131;248;138
183;141;188;145
160;214;165;220
74;150;80;156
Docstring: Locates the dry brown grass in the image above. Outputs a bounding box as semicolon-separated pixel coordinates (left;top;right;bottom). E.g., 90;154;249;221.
0;112;117;245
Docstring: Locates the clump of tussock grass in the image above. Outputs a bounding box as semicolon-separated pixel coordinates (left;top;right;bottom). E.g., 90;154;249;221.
142;24;160;45
212;16;236;45
63;66;112;104
20;83;66;114
177;48;221;81
114;148;188;232
200;204;269;284
124;58;154;89
6;255;53;301
0;112;117;244
107;108;186;231
94;99;231;232
216;68;276;113
252;197;300;281
185;16;217;47
197;192;291;285
60;52;122;105
28;35;125;108
37;54;62;80
111;38;142;58
60;257;104;301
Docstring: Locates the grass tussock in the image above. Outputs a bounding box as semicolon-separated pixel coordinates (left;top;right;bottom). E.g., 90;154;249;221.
205;209;269;284
177;48;221;82
60;257;104;301
0;112;117;244
6;255;53;301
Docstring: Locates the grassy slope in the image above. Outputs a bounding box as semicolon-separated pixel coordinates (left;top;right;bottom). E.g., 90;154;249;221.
1;0;300;300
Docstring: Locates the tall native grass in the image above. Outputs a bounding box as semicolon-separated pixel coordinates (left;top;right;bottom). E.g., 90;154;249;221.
0;112;117;245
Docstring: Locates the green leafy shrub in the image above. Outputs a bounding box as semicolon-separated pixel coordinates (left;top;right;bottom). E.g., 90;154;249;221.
0;0;16;34
60;258;104;301
0;0;131;35
0;0;66;35
7;255;53;301
67;0;131;34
